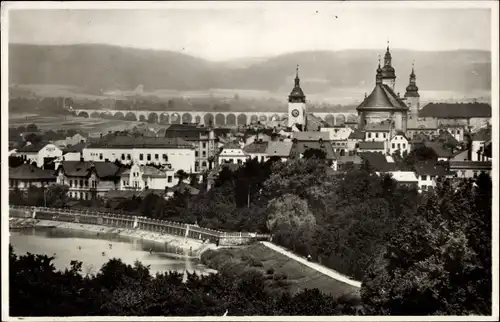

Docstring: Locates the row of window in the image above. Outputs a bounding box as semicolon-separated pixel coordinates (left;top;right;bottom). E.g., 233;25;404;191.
391;143;407;150
195;151;207;157
69;191;90;200
367;132;387;139
139;153;169;162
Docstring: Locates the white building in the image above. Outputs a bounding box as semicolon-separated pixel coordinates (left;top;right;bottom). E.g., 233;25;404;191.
389;133;411;157
218;142;248;165
376;171;418;188
82;136;196;173
471;129;491;162
15;143;63;169
414;161;448;192
243;142;269;163
120;163;176;191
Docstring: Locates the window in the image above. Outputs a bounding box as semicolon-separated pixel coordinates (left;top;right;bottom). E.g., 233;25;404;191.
203;142;207;148
155;154;159;160
121;154;125;160
202;161;207;168
123;180;126;186
127;154;131;160
402;143;406;149
162;154;168;160
368;133;371;138
168;176;172;183
375;133;379;138
397;143;400;149
195;151;199;157
392;143;395;149
99;153;103;160
202;151;206;157
140;154;144;161
147;154;151;161
79;179;83;187
422;175;428;180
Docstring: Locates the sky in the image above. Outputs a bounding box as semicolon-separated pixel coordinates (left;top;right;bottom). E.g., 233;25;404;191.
7;4;492;61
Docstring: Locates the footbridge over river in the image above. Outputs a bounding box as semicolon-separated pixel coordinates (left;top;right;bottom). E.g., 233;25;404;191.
72;108;358;127
9;206;270;247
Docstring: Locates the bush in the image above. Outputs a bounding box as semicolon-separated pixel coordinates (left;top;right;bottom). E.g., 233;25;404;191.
250;259;264;268
266;268;275;275
273;273;287;281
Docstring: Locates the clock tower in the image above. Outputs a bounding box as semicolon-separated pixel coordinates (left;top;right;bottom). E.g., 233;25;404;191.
288;65;307;130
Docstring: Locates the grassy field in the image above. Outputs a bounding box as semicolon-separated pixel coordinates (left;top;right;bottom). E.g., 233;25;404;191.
8;114;151;135
201;243;360;299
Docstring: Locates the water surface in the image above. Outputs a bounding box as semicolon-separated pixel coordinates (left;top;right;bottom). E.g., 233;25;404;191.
10;227;215;277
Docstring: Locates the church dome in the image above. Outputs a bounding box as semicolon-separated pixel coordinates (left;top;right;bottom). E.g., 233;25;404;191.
381;65;396;79
289;65;306;103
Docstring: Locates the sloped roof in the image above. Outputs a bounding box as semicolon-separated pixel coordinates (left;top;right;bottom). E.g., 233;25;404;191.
60;161;122;178
336;155;363;165
386;171;418;183
472;128;491;142
17;142;51;153
433;131;459;147
348;129;365;140
222;142;242;149
424;141;455;158
167;182;200;195
243;142;269;154
414;160;448;176
291;131;330;141
418;102;491;118
121;165;166;178
88;136;193;149
9;164;57;180
63;142;88;153
359;152;390;171
449;161;492;170
265;141;294;157
358;141;385;150
365;122;392;132
290;141;336;160
357;84;408;111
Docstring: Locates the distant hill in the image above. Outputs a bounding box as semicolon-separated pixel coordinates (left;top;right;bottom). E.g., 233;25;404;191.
9;44;491;96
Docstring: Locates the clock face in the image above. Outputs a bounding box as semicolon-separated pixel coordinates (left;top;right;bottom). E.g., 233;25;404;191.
291;109;300;117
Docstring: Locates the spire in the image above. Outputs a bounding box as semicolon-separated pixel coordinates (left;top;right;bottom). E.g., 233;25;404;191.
405;60;419;97
384;41;392;67
294;64;300;86
376;55;383;85
289;64;306;103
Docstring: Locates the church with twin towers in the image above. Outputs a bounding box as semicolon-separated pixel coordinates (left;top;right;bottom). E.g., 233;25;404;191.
287;43;420;134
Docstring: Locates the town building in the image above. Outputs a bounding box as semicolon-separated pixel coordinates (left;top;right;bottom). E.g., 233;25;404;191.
389;132;411;157
119;163;176;191
418;102;491;129
377;171;419;189
357;45;409;133
218;142;248;165
164;124;217;172
54;133;87;148
82;136;196;173
287;65;307;130
449;161;492;179
56;161;125;200
358;141;385;154
243;141;269;163
9;163;57;190
15;143;63;169
265;141;294;162
470;128;492;162
414;161;448;192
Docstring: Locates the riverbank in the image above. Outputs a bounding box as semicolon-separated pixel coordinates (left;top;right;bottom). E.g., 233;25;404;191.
201;243;361;300
12;218;214;259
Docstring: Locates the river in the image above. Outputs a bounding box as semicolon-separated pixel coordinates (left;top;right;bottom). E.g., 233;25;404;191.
9;227;216;277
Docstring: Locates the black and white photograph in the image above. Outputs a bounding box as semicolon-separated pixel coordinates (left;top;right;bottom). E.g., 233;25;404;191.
1;1;498;319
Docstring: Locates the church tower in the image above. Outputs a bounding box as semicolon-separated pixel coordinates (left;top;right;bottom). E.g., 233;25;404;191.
288;65;307;130
404;62;420;117
381;42;396;91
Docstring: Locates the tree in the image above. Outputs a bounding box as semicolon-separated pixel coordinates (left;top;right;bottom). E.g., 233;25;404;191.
175;170;189;183
45;184;69;207
302;148;327;160
361;177;492;315
26;123;38;132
